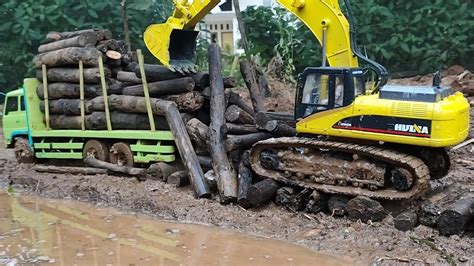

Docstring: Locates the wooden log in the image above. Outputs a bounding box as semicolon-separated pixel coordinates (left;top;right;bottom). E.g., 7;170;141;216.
204;170;218;193
156;100;211;198
240;60;264;113
346;196;386;223
37;67;111;84
208;44;238;203
223;76;237;88
225;133;272;152
49;112;169;130
84;156;145;177
262;120;297;137
36;83;101;99
247;178;280;207
225;89;255;116
304;190;328;213
106;50;122;60
225;105;254;124
122;77;195;97
255;111;295;129
237;161;253;209
167;170;190;187
222;123;259;135
89;95;166;115
146;161;185;182
40;99;92;115
197;156;213;170
162;92;204;113
437;196;474;236
418;202;441;227
46;29;112;42
134;64;210;89
116;71;141;84
394;211;419;231
33;165;107;175
274;187;311;212
186;118;209;155
328;195;350;216
38;32;97;53
33;47;102;68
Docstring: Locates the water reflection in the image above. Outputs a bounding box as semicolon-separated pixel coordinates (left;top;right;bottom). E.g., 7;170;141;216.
0;193;353;265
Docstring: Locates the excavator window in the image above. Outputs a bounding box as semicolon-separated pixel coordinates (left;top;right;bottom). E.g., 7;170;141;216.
295;67;365;119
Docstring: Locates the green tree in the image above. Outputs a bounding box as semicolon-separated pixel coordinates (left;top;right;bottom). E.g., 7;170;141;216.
0;0;172;93
242;1;474;78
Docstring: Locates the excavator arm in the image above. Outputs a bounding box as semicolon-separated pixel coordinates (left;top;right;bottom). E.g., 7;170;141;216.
145;0;386;89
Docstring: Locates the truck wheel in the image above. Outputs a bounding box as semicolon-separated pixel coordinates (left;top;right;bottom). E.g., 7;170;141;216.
14;137;35;164
110;142;134;166
83;140;109;162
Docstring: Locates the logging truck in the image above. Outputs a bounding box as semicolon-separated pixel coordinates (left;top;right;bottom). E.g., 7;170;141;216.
2;78;177;165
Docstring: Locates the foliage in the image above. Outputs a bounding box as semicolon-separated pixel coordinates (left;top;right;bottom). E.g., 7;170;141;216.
0;0;172;93
242;1;474;77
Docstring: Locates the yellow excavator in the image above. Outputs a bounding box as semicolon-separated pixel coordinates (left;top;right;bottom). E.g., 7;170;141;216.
144;0;470;200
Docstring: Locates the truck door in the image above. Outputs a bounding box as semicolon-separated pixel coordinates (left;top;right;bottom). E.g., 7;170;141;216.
3;95;27;145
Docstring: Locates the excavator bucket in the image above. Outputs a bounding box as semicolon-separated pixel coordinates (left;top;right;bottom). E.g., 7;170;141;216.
144;23;199;74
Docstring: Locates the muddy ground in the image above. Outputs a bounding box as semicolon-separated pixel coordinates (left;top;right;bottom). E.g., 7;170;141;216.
0;137;473;265
1;68;473;264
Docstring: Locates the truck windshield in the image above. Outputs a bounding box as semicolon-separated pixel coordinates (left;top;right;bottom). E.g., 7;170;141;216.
5;96;18;115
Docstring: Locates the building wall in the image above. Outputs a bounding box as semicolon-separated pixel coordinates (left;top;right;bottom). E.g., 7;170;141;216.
201;0;276;54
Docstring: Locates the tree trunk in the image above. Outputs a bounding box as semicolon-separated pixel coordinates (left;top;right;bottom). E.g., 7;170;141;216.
40;99;92;115
89;95;167;116
121;0;131;52
346;196;386;223
146;161;184;182
261;120;297;137
437;196;474;236
275;187;311;212
304;190;328;213
222;123;259;135
33;47;103;68
237;161;253;209
84;156;145;177
225;133;271;152
37;67;111;84
247;178;280;207
162;92;204;113
204;170;218;193
34;165;107;175
418;202;441;227
49;112;169;130
225;105;254;124
36;83;101;99
208;44;238;203
223;76;237;88
225;89;255;116
255;111;295;129
134;64;210;89
328;195;350;216
116;71;142;84
186;118;210;155
240;60;264;114
167;170;190;187
156;100;211;198
46;29;112;42
197;156;213;170
122;77;195;96
38;32;97;53
394;211;419;231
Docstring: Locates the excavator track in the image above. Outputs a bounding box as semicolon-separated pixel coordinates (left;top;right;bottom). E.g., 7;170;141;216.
250;137;430;200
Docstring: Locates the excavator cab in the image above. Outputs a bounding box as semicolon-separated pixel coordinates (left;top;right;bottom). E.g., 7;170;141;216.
295;67;366;119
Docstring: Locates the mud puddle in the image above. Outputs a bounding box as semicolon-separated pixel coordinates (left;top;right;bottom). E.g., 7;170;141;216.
0;192;353;265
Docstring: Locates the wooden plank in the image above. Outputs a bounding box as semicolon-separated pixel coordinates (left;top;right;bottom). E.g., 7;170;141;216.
79;60;85;130
98;56;112;130
137;49;156;131
41;65;50;130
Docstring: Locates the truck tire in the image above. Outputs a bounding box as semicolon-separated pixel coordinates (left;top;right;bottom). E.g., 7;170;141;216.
110;142;134;166
83;140;109;162
14;137;35;164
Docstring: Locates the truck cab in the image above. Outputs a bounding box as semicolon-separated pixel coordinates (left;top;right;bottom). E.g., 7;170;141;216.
2;89;28;147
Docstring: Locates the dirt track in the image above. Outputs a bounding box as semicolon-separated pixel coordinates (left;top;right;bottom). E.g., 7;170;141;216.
0;141;472;264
